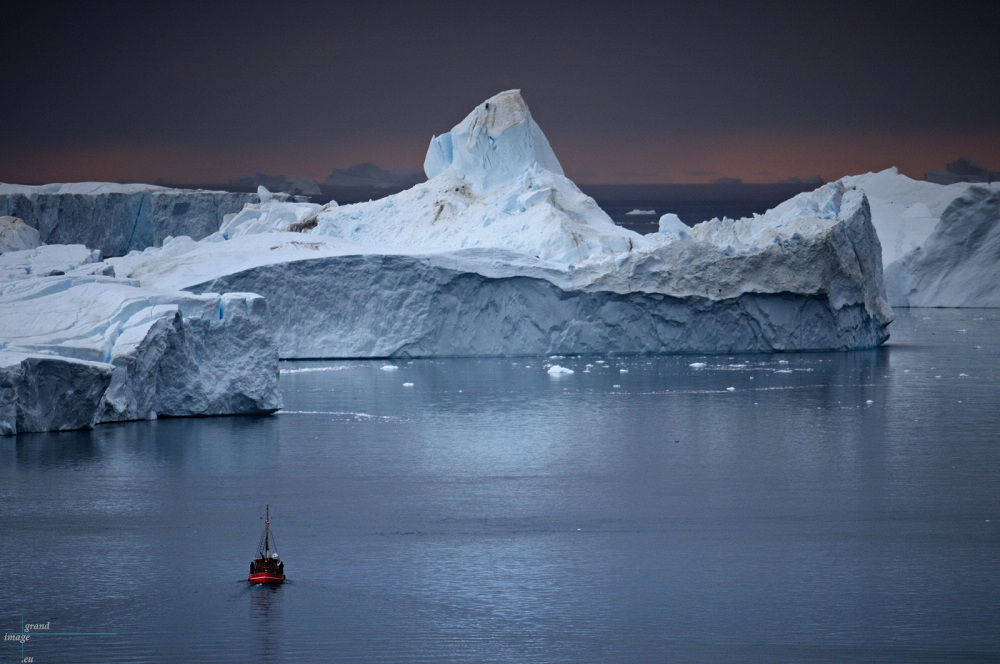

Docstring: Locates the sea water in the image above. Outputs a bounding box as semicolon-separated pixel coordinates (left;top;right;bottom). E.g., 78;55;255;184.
1;309;998;662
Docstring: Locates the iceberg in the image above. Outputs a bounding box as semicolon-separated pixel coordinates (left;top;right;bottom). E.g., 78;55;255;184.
0;245;281;435
838;169;1000;307
0;352;113;436
109;90;891;358
0;182;258;257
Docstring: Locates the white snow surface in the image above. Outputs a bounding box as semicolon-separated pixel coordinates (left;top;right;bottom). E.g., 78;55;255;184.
220;90;637;266
657;213;688;234
0;182;173;196
833;168;1000;306
218;192;323;238
0;244;106;282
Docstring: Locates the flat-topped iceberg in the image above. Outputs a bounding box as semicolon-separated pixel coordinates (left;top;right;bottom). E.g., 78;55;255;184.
0;182;258;257
837;169;1000;307
110;90;892;358
0;245;281;435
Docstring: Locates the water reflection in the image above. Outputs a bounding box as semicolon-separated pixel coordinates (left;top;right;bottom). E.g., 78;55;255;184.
11;428;101;468
249;584;283;664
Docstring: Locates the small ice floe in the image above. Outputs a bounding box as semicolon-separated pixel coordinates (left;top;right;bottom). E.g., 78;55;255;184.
596;360;606;364
612;384;621;388
547;365;574;375
866;399;874;405
381;364;399;371
625;209;656;216
778;359;789;364
403;382;414;387
935;375;942;379
959;373;969;377
620;369;629;373
726;386;736;391
774;369;793;373
689;362;707;368
280;365;352;374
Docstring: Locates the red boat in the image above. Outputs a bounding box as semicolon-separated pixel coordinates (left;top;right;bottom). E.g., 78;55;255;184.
248;505;285;584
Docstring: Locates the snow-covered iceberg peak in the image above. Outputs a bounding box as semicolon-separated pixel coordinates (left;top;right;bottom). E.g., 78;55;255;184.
268;90;645;266
424;89;564;193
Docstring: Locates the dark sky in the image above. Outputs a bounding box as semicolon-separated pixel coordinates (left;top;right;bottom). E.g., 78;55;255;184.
4;1;999;185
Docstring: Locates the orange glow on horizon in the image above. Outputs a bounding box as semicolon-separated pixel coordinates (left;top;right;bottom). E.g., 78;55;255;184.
4;130;999;187
555;129;1000;185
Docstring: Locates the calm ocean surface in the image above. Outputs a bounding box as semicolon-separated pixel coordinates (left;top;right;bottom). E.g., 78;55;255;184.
2;309;998;663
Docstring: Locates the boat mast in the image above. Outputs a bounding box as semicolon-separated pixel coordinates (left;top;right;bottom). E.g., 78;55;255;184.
265;504;270;557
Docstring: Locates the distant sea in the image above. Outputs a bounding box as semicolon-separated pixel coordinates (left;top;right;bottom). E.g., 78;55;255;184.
581;183;822;233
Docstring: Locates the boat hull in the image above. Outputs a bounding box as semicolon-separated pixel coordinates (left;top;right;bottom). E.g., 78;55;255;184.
248;572;285;584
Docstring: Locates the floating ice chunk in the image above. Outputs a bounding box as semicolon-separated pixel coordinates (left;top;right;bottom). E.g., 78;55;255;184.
658;213;688;234
279;366;350;374
626;209;656;216
402;382;414;387
726;387;736;391
619;369;629;373
689;362;707;368
547;365;574;375
0;279;280;434
381;364;399;371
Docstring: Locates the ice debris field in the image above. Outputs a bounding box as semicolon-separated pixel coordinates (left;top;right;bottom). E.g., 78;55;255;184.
1;89;997;434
